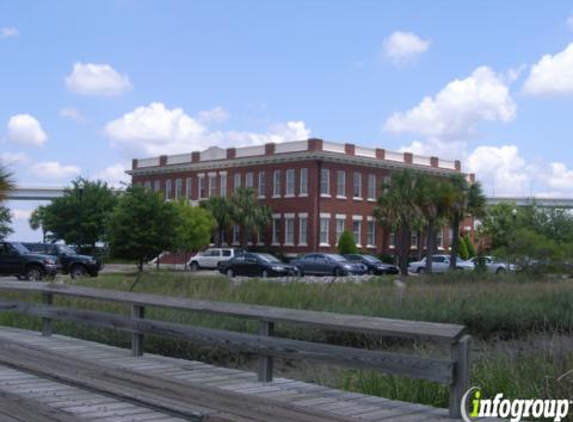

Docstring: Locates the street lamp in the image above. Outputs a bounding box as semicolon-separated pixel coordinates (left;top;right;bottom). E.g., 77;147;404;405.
77;186;84;254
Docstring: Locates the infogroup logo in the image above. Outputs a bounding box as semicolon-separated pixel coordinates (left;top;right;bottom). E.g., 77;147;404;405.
461;387;570;422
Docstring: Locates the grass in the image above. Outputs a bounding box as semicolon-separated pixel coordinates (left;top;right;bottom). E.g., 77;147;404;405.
1;271;572;410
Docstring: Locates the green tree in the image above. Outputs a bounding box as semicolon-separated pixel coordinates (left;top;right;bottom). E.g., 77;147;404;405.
29;206;49;242
107;185;179;271
42;178;117;251
200;196;233;247
374;169;420;276
477;202;518;249
0;165;15;203
463;234;476;258
458;236;469;260
173;200;216;267
0;206;13;240
229;187;271;247
337;230;358;254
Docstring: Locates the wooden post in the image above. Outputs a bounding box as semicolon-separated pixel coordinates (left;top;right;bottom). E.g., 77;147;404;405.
42;293;53;337
258;320;274;382
449;334;471;418
131;304;145;356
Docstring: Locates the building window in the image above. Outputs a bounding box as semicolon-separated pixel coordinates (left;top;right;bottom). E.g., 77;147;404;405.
336;171;346;197
299;216;308;246
353;172;362;198
367;174;376;200
258;172;266;197
285;217;295;245
389;231;396;248
300;168;308;196
285;169;295;196
174;178;182;199
185;177;192;198
246;172;254;188
411;232;418;248
367;220;376;246
320;169;330;196
320;217;330;245
383;175;391;194
198;176;206;199
336;217;345;244
272;216;281;245
209;174;216;197
232;225;240;245
234;173;241;192
437;228;444;249
144;180;151;190
353;218;362;246
273;170;282;197
165;179;172;200
154;180;160;192
220;173;227;197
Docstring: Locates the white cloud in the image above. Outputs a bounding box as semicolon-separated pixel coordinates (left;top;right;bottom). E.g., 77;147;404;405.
385;66;516;141
0;152;30;165
399;138;467;161
568;14;573;30
6;114;47;146
105;102;311;156
93;163;130;188
30;161;81;179
0;27;18;38
11;209;31;221
523;43;573;96
59;107;87;123
382;31;430;65
197;106;229;124
65;62;132;97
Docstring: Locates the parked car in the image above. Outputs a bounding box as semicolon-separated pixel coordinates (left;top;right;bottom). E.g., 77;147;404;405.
408;254;475;274
343;254;399;275
291;253;368;276
188;248;244;271
23;242;101;278
0;241;59;281
470;256;516;273
218;252;298;278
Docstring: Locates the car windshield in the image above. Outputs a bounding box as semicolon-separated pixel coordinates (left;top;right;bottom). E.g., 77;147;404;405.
57;245;77;255
257;253;281;263
362;255;381;263
11;242;29;254
326;254;346;262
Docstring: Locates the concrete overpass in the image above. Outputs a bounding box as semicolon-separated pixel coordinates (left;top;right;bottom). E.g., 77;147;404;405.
6;186;66;201
485;196;573;209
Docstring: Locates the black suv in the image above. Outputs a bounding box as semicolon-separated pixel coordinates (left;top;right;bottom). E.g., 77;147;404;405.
0;241;59;281
23;243;101;279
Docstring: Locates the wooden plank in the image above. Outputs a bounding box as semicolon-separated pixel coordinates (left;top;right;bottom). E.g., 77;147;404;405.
0;300;453;383
0;281;466;342
449;334;471;419
257;320;274;383
131;305;145;357
0;389;85;422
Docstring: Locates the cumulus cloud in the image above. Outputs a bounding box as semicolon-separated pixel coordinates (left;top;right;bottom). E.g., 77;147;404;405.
0;152;30;165
0;27;18;38
382;31;430;65
568;14;573;30
105;102;311;156
11;209;31;221
30;161;81;179
6;114;47;146
522;43;573;96
59;107;87;123
65;62;132;96
197;106;229;124
93;163;130;188
385;66;516;141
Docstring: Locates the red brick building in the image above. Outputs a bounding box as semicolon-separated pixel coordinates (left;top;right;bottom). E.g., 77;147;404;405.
128;138;472;256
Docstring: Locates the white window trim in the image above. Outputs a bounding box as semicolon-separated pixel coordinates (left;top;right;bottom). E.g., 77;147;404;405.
321;193;332;198
367;198;376;202
298;212;308;218
352;215;363;221
284;194;295;198
353;197;363;201
319;214;330;247
299;168;308;197
298;213;308;246
337;195;347;199
299;193;308;198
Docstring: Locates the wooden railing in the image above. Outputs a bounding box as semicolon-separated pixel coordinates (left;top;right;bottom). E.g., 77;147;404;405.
0;281;471;418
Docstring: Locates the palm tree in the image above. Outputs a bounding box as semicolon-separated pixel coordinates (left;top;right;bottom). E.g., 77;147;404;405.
0;165;15;203
229;187;271;247
200;196;233;247
29;206;48;242
445;175;486;270
374;169;420;276
416;176;445;273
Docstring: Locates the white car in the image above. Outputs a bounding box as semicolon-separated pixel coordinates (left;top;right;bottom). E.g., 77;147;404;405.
408;254;475;274
188;248;244;271
470;256;516;274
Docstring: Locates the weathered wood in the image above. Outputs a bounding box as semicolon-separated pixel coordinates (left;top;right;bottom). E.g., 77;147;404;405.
0;299;453;383
0;388;83;422
449;334;471;419
257;320;274;383
131;304;145;356
0;282;466;343
42;292;53;337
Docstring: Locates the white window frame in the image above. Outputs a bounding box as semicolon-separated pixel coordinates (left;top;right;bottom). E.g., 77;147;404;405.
411;232;418;249
352;215;362;247
273;170;282;198
299;168;308;197
285;169;295;197
366;217;376;248
232;225;240;246
298;213;308;246
335;215;346;245
234;173;241;193
437;228;444;250
154;180;160;192
353;172;362;200
367;174;376;201
219;172;227;198
144;180;151;189
198;174;206;199
389;231;396;249
320;168;330;197
319;213;331;246
174;178;182;199
336;171;346;198
185;177;192;199
165;179;172;200
258;171;266;198
284;214;295;246
245;172;254;188
272;214;281;246
209;173;217;198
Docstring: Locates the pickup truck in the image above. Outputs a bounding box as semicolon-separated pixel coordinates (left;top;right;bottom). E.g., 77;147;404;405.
0;241;59;281
23;242;102;279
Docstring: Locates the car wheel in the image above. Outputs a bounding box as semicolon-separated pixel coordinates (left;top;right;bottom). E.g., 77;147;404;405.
71;265;87;279
226;268;235;278
190;262;199;272
496;267;506;274
25;266;44;281
261;270;269;278
333;267;344;277
296;267;304;277
417;267;425;275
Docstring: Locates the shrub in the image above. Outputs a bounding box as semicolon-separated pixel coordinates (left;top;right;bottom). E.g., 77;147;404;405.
458;236;469;260
337;230;358;254
464;235;476;258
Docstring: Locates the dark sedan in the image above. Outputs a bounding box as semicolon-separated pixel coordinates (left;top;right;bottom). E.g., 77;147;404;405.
343;254;399;275
291;253;368;276
218;253;298;278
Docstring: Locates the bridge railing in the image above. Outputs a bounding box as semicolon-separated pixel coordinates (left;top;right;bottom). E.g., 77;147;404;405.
0;281;470;418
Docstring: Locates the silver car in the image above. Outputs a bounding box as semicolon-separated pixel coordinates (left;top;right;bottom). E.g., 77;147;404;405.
470;256;516;274
408;254;475;274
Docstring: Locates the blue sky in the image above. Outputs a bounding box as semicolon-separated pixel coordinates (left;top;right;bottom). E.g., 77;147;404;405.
2;0;573;240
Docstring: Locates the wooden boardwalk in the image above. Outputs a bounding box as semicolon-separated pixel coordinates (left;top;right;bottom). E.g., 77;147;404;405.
0;327;502;422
